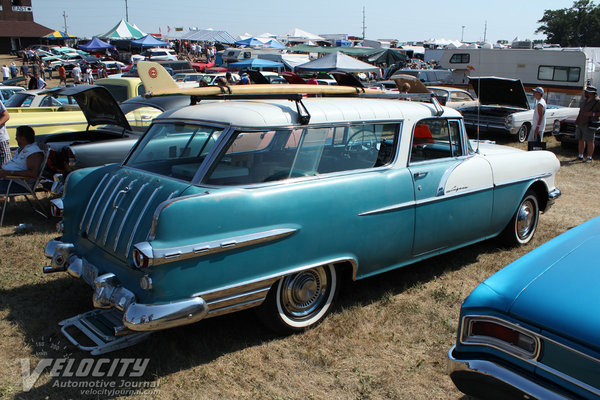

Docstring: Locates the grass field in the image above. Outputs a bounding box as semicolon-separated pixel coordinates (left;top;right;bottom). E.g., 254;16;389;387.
0;75;599;398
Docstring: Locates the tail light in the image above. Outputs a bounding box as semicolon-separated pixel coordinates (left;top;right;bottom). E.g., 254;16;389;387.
67;147;76;169
132;242;154;269
461;317;539;359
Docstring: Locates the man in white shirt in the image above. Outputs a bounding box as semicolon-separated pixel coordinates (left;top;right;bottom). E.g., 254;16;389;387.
528;87;546;147
71;64;82;84
1;65;9;81
0;125;44;193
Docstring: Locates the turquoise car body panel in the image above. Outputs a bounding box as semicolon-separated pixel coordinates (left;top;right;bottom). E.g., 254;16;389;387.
453;216;600;398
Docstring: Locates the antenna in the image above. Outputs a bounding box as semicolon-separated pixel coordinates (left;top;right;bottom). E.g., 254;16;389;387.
476;49;481;154
62;11;68;34
362;7;366;39
125;0;129;22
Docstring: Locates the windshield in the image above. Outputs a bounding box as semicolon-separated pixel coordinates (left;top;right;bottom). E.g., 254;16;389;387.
126;122;224;181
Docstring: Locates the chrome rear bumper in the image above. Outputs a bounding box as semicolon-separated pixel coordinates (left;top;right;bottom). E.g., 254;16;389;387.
44;238;209;333
448;346;569;400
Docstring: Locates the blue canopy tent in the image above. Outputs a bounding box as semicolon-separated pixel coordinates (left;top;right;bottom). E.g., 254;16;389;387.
234;37;264;47
265;39;286;49
78;37;114;51
229;58;284;71
131;34;169;48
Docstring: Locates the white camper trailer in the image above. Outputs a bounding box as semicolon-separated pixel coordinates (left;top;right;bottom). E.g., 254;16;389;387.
439;47;600;106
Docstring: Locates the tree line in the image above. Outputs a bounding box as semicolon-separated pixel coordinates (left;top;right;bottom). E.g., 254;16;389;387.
537;0;600;46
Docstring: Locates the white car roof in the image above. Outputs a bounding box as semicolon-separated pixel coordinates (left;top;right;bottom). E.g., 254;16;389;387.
0;86;25;91
159;98;460;128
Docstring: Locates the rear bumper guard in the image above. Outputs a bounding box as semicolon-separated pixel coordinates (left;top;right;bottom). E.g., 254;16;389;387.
44;238;210;353
546;188;561;211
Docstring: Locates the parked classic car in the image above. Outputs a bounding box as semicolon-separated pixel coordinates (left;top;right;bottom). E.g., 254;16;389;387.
0;85;25;104
95;77;145;103
553;116;600;147
459;77;579;142
42;61;561;355
449;216;600;399
427;86;478;109
4;89;86;146
141;47;178;61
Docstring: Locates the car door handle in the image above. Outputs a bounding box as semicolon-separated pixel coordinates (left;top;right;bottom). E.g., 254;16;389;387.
413;171;428;179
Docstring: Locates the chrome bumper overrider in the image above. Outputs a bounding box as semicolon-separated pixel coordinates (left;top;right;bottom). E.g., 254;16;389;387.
546;188;561;211
44;238;209;333
448;346;570;400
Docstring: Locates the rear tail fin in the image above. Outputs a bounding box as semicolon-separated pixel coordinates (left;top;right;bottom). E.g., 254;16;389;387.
137;61;180;95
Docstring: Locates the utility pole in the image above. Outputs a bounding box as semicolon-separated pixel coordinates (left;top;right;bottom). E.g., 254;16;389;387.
483;20;487;43
62;11;68;34
362;6;366;39
461;25;465;42
125;0;129;22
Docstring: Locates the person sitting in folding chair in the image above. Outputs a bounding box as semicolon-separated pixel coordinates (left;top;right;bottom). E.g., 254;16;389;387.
0;126;43;186
0;125;46;225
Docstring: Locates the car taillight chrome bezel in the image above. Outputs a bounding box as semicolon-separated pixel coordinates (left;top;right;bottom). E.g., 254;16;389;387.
460;316;540;360
132;242;154;269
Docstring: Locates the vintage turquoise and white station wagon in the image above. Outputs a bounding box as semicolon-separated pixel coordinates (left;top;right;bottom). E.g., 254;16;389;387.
43;63;561;354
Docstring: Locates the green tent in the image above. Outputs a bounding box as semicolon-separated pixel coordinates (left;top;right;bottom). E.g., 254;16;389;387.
98;19;145;39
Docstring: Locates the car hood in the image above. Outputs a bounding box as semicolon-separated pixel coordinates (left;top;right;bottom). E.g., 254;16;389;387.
474;217;600;349
469;76;529;110
42;85;131;130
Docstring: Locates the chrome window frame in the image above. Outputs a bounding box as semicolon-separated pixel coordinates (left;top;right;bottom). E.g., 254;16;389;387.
408;117;468;167
196;120;404;188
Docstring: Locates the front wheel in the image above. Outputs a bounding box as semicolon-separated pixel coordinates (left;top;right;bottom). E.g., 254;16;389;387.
500;189;539;246
256;264;338;334
517;124;530;143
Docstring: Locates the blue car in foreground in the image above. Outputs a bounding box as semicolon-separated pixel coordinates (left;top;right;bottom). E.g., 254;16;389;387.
449;216;600;399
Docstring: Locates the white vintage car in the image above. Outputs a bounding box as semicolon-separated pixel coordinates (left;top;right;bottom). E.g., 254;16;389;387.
459;77;579;142
428;86;479;109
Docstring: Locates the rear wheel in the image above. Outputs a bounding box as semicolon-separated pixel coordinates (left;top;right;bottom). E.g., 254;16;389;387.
517;124;530;143
256;264;338;334
500;189;539;246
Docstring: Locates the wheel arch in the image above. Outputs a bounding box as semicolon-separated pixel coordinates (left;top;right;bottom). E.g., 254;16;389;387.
529;179;550;212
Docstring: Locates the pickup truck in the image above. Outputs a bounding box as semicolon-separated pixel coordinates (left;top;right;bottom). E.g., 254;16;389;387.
43;61;561;355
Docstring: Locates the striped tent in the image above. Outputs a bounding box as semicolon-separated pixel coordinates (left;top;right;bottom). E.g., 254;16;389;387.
98;19;145;39
43;30;76;39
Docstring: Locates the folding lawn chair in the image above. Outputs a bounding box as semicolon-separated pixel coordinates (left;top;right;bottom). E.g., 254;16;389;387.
0;147;50;226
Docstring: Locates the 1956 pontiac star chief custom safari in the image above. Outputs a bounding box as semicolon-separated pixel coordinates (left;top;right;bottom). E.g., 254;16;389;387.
43;62;561;354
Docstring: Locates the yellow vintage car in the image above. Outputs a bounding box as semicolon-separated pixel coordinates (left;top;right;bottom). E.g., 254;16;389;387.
95;77;144;103
4;89;87;147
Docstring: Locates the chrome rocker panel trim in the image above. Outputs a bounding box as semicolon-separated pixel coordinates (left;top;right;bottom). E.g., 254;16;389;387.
448;345;570;400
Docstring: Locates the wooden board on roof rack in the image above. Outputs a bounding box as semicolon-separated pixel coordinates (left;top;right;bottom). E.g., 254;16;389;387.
137;61;384;98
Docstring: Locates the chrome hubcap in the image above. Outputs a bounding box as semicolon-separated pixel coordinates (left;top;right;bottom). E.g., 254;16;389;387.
280;268;328;319
516;199;536;240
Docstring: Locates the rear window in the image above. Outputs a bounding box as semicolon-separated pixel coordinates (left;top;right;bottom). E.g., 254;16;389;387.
126;123;224;181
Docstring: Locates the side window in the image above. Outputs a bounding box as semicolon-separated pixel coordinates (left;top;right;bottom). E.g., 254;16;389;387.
449;53;470;63
410;119;462;163
39;96;62;107
205;123;399;185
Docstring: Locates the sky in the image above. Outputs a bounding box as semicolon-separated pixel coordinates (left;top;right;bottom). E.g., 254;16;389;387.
31;0;578;43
